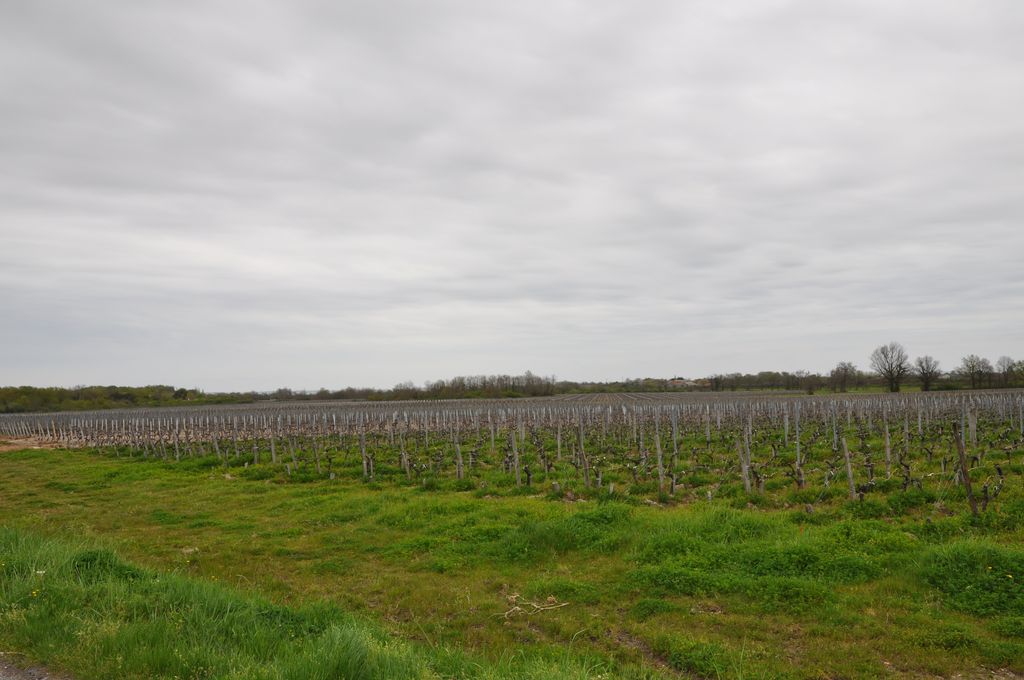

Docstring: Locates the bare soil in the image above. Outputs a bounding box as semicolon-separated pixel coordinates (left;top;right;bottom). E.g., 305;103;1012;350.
0;654;70;680
0;438;57;453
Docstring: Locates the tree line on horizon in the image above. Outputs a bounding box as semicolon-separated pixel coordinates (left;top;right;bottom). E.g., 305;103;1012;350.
1;346;1020;414
710;343;1020;394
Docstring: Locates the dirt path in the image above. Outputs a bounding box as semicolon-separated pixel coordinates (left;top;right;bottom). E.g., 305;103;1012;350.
0;438;58;453
0;655;70;680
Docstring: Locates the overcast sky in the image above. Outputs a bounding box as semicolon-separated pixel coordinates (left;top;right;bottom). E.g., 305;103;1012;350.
1;1;1022;391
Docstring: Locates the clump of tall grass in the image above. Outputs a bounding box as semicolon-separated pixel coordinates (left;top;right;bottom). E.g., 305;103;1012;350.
920;540;1024;617
0;528;631;679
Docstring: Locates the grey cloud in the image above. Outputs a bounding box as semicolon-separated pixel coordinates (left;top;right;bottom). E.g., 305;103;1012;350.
1;0;1022;389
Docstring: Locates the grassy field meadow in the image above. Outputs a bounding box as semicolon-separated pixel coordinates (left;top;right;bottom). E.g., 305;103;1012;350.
1;405;1023;678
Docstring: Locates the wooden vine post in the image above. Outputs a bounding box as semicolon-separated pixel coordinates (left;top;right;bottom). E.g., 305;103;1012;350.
952;422;978;516
841;437;856;500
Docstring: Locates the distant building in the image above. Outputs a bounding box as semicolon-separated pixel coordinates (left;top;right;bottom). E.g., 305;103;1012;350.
666;378;699;389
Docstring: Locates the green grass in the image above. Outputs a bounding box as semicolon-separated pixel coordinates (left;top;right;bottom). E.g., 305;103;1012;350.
0;528;643;680
1;443;1023;679
0;529;430;679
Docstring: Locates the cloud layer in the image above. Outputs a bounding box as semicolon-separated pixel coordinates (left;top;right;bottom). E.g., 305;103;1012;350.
2;0;1022;390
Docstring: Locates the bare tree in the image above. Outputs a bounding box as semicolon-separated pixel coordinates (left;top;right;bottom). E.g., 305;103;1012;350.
870;342;910;392
996;356;1016;387
959;354;993;389
829;361;857;393
914;355;941;391
793;370;821;395
802;372;822;395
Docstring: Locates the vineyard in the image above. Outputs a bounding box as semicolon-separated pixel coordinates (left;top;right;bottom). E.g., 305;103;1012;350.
2;391;1024;679
3;391;1023;511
